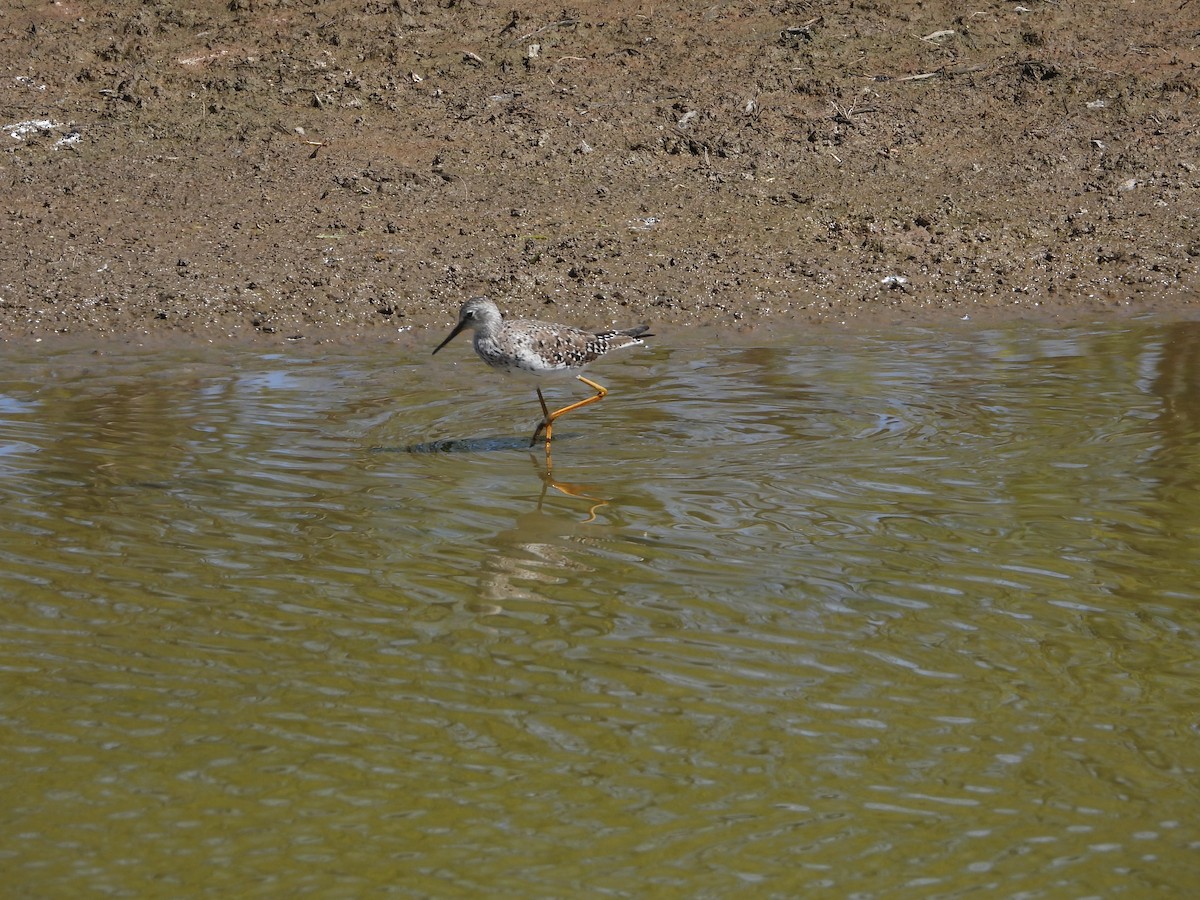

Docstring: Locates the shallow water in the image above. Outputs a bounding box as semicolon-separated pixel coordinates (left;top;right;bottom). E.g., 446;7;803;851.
2;318;1199;896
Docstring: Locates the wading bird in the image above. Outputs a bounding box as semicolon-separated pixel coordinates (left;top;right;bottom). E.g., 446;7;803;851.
432;296;652;448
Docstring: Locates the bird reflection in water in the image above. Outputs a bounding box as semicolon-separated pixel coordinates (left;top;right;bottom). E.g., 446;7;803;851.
530;449;609;523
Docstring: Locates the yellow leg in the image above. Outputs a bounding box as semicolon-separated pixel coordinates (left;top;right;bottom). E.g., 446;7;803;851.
528;376;608;448
530;388;553;447
530;452;609;523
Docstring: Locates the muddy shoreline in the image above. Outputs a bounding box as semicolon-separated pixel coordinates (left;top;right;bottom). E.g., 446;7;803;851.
2;1;1197;346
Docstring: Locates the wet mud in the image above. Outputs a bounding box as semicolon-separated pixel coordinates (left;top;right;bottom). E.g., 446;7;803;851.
2;0;1198;343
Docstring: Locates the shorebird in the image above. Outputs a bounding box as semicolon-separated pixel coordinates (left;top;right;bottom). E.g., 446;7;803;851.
432;296;652;448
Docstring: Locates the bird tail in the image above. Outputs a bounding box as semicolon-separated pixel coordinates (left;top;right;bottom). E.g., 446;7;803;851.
618;325;653;339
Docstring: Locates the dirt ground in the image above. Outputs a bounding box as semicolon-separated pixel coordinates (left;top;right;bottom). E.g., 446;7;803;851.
1;0;1198;344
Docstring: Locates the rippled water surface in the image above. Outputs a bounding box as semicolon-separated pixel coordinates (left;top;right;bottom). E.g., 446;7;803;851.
2;319;1199;896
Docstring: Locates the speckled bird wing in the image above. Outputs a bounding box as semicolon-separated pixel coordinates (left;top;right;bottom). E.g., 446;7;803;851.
507;321;610;373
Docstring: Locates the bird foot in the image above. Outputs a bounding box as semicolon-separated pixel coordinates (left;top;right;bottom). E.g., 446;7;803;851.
529;420;551;448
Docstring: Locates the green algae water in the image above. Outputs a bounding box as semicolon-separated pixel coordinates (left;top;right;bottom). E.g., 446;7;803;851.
1;318;1198;896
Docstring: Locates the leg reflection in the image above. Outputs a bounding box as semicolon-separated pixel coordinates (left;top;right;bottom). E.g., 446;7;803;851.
529;448;609;523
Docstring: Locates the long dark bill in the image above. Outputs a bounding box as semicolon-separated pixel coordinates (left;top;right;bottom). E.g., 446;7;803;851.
431;320;467;355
